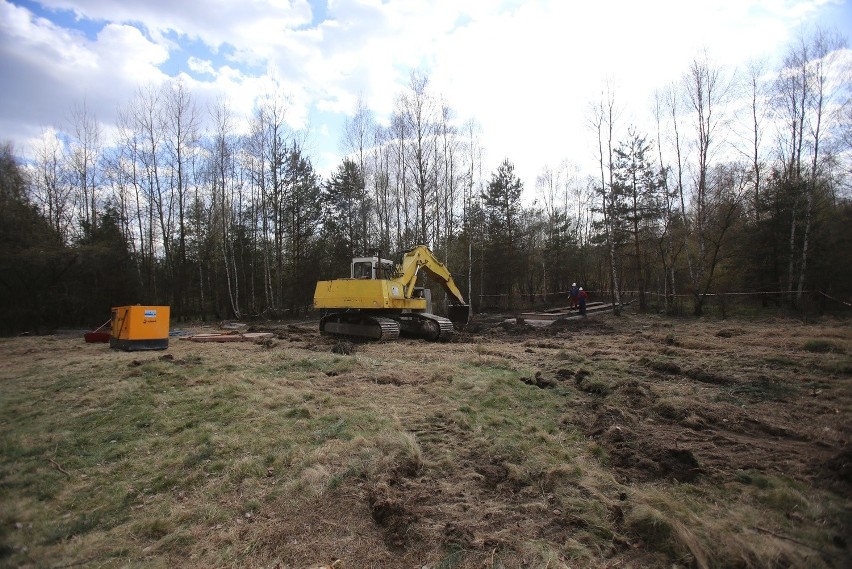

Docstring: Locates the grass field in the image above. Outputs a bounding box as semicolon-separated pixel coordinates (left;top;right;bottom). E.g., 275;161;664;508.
1;313;850;568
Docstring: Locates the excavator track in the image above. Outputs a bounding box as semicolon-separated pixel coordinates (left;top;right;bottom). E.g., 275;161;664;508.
320;313;400;341
397;313;455;341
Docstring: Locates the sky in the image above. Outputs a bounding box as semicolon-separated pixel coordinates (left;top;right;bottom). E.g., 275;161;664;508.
1;0;850;194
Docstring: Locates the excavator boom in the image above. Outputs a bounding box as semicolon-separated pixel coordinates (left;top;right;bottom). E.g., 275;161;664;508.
395;246;468;307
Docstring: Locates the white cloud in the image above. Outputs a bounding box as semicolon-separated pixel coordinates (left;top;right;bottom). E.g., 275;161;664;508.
34;0;315;47
96;23;169;80
187;56;215;77
1;0;95;72
0;1;171;154
1;0;847;187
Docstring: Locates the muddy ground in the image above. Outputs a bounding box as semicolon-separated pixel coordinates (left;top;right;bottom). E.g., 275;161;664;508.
2;310;850;568
242;311;851;568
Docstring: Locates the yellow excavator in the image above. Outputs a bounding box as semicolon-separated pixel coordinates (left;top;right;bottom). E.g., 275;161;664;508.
314;245;470;341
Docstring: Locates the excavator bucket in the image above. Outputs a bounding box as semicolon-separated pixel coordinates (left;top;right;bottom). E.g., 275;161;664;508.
448;304;471;330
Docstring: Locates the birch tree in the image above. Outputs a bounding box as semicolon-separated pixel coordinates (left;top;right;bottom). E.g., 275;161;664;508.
124;84;167;298
743;59;770;220
32;130;73;243
343;95;374;250
389;111;411;247
653;89;683;311
208;99;241;318
774;29;846;304
163;79;200;315
437;101;461;259
66;100;102;238
370;124;393;253
399;71;437;245
248;93;290;309
682;55;732;315
588;83;622;313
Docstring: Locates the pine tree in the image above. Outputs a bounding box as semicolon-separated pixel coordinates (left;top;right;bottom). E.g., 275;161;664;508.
481;159;523;308
322;159;369;275
612;129;662;309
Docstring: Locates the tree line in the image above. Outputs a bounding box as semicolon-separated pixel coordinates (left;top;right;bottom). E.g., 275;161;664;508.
1;29;850;334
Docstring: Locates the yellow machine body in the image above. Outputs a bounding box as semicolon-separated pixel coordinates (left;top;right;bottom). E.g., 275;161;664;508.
314;279;427;311
110;305;170;351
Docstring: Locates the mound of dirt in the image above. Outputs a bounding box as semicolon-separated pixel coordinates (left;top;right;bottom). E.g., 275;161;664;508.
819;447;852;490
368;480;419;549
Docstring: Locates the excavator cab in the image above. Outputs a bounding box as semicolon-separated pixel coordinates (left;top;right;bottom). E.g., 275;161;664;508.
350;257;396;280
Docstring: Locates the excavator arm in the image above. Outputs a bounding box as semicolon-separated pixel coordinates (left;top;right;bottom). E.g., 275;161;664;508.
395;245;470;328
395;245;466;304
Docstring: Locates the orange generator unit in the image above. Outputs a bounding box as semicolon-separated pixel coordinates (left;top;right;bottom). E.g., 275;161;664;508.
110;305;170;351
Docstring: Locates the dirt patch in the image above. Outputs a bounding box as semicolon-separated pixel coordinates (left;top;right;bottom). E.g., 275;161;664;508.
368;479;420;549
821;447;852;490
606;437;702;483
373;374;404;386
583;377;847;490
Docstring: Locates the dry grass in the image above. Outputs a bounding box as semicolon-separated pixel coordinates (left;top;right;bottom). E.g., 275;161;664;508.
1;313;850;568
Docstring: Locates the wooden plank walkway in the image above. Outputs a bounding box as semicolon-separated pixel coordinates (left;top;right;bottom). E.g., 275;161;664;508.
183;332;275;342
517;302;610;324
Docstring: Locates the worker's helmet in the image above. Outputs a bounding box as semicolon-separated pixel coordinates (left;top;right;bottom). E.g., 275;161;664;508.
572;283;576;286
579;287;583;291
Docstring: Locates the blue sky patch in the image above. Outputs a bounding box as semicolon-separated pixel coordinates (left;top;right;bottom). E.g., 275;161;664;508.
16;0;104;40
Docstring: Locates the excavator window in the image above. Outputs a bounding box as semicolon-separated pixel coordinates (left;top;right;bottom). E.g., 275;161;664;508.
353;261;373;279
377;261;395;280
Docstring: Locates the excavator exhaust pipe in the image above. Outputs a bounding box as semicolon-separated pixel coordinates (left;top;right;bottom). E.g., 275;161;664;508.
448;304;471;331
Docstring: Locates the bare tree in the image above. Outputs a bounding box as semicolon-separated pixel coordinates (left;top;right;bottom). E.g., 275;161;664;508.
389;111;410;247
248;92;290;309
461;118;484;306
536;165;560;222
742;58;770;220
682;55;732;314
837;94;852;194
370;124;393;253
246;99;273;308
535;160;584;298
437;100;462;261
398;71;438;246
343;94;374;251
795;30;846;302
114;102;148;288
123;83;168;298
163;79;200;314
66;100;102;237
208;98;241;318
774;28;847;304
588;82;622;313
664;82;690;292
32;130;73;242
102;136;139;260
653;89;683;311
